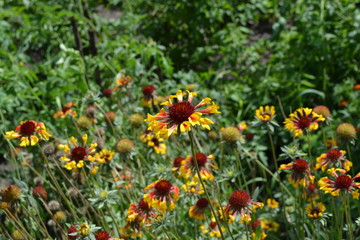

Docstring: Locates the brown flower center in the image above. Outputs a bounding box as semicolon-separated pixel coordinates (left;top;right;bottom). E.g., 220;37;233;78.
142;85;156;96
196;198;209;209
209;222;217;229
251;219;261;230
20;121;36;136
151;137;160;146
62;106;71;113
71;147;87;161
310;207;321;216
169;102;195;124
95;231;111;240
138;198;150;211
191;152;207;168
326;149;342;160
297;117;311;129
307;184;317;192
292;159;309;173
155;180;172;196
229;190;251;210
335;175;352;190
173;157;184;168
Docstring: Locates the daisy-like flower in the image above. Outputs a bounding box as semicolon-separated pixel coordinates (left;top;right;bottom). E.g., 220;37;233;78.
284;108;325;137
189;198;210;220
266;198;279;209
306;201;326;219
95;231;111;240
140;130;166;154
127;198;156;225
318;168;360;199
260;219;279;232
5;120;51;147
53;102;77;118
113;75;131;91
142;85;156;101
200;218;225;238
305;182;319;200
255;106;275;123
279;159;313;187
145;90;220;138
181;180;204;195
78;223;90;236
94;149;115;164
143;179;180;212
251;219;267;240
315;148;352;172
172;156;184;172
179;153;217;181
121;215;142;238
222;190;263;223
58;134;97;171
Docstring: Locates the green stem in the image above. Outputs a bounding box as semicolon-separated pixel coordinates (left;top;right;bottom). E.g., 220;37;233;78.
188;132;226;240
343;194;354;240
234;148;249;192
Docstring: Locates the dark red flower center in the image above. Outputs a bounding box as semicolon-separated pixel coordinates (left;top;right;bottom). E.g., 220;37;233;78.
307;184;317;192
173;157;184;168
62;106;71;113
142;85;156;96
292;159;309;173
155;180;172;196
102;88;113;98
251;219;261;230
196;198;209;209
297;117;311;129
20;121;36;136
169;102;195;124
151;137;160;146
71;147;87;161
103;154;110;162
229;190;251;210
209;222;217;229
335;175;352;190
138;198;150;211
310;207;321;216
191;152;207;168
95;231;111;240
326;149;342;160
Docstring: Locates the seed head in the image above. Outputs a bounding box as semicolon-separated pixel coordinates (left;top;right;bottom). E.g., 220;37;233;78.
129;113;144;127
221;126;241;143
336;123;356;141
116;139;134;154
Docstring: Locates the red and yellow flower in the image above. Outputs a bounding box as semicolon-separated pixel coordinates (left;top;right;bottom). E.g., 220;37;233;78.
284;108;325;137
318;168;360;199
181;180;204;195
315;148;351;172
222;190;263;223
260;219;279;232
58;134;97;171
179;153;217;181
200;218;225;238
113;75;131;91
127;198;156;225
143;179;180;212
255;106;275;122
53;102;77;118
5;120;51;147
280;159;313;187
145;90;220;138
189;198;210;220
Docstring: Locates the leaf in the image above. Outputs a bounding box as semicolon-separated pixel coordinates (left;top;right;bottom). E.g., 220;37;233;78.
298;89;325;100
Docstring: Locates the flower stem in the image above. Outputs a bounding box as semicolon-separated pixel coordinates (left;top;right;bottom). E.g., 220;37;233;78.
343;194;354;240
233;148;249;193
188;131;226;240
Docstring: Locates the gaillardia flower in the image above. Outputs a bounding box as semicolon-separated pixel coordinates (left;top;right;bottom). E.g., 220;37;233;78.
315;148;352;172
53;102;77;118
145;90;220;138
58;134;97;171
5;120;51;147
144;179;180;212
260;219;279;232
222;190;263;223
140;130;166;154
181;180;204;195
284;108;325;137
95;231;111;240
280;159;313;186
127;198;156;225
266;198;279;209
200;219;225;238
94;149;115;164
179;153;217;181
306;201;326;219
319;168;360;199
189;198;210;220
255;106;275;122
113;75;131;91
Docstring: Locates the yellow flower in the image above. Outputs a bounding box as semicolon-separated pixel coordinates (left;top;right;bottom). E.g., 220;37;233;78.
53;102;77;118
255;106;275;122
266;198;279;209
94;149;115;164
261;219;279;232
284;108;325;137
306;201;326;219
145;90;220;138
78;223;90;236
